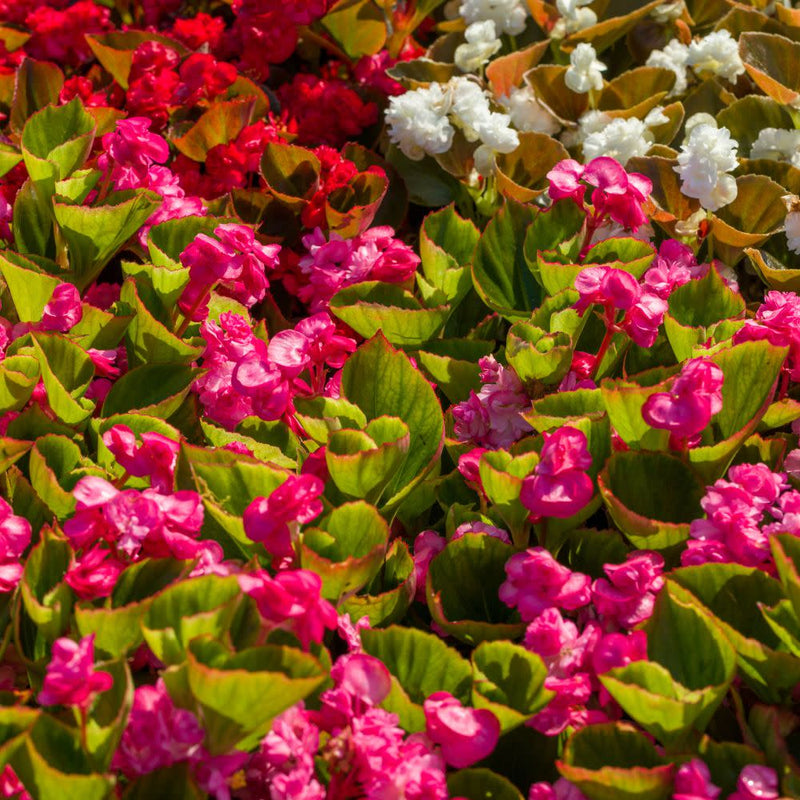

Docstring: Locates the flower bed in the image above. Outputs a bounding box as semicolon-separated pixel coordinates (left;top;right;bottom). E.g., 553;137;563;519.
0;0;798;798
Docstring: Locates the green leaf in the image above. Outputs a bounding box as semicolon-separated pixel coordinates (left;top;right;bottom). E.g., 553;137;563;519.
53;189;162;291
600;375;672;451
0;437;32;473
341;334;443;509
668;266;745;330
181;636;326;753
339;539;417;627
18;529;72;646
669;565;800;702
325;416;410;504
771;533;800;621
9;59;64;133
559;723;673;800
330;282;449;346
472;641;552;733
12;179;54;258
448;768;525;800
120;278;202;366
31;333;95;426
524;389;605;433
321;0;387;59
0;251;59;322
506;322;573;386
173;98;257;162
260;142;321;209
325;170;388;237
427;534;525;645
74;602;149;660
141;574;242;665
472;200;541;321
301;501;389;600
0;354;40;415
716;95;793;153
598;451;705;552
84;658;133;771
21;99;95;196
420;204;480;281
361;625;472;732
102;363;199;418
28;435;81;519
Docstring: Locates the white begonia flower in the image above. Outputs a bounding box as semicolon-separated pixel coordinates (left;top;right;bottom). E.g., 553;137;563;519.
580;106;667;165
686;30;745;84
788;213;800;254
552;0;597;37
455;20;502;72
565;43;607;94
561;109;610;148
500;85;560;135
652;0;685;23
675;122;739;211
683;112;717;141
385;83;454;160
458;0;528;36
582;117;651;165
751;128;800;168
646;39;689;96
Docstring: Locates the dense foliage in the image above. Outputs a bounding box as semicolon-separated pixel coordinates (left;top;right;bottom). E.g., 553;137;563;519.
2;0;800;798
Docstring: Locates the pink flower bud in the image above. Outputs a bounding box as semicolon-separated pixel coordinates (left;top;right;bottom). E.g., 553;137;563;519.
423;692;500;768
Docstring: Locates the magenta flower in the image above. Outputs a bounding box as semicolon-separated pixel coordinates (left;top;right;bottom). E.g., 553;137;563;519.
547;159;586;204
642;358;724;443
574;266;641;316
423;692;500;768
622;292;669;348
37;634;113;710
0;498;31;594
112;679;204;778
673;759;722;800
103;424;179;493
0;765;31;800
521;427;594;520
499;547;591;621
40;284;82;332
238;568;337;649
243;475;324;559
729;765;779;800
591;551;664;629
524;608;599;679
412;531;446;602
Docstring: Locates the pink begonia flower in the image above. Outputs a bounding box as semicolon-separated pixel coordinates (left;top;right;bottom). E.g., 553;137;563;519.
453;356;532;449
331;653;392;707
574;266;641;316
591;551;664;629
0;498;31;593
453;521;511;543
499;547;591;621
457;447;488;492
412;530;446;602
243;474;324;559
673;759;722;800
547;157;652;232
65;545;124;600
547;159;586;204
192;750;249;800
98;117;170;189
622;291;669;348
735;290;800;382
423;692;500;768
37;634;113;710
521;426;594;520
592;630;648;705
642;358;723;442
643;239;705;299
113;679;204;778
297;226;420;312
103;424;179;493
238;568;337;650
729;765;779;800
524;608;599;679
530;778;588;800
40;284;82;332
337;612;371;652
0;765;31;800
245;703;325;800
87;348;121;379
529;673;601;736
269;313;356;375
84;282;120;311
